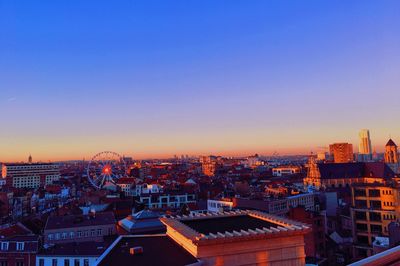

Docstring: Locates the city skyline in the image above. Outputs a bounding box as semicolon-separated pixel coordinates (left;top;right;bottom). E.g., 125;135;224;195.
2;127;398;162
1;1;400;161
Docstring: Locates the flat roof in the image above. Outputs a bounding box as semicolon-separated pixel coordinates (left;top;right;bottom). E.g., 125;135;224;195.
161;210;311;244
97;235;198;266
181;215;278;235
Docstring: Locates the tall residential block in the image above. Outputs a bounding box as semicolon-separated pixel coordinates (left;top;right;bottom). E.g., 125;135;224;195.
329;143;354;163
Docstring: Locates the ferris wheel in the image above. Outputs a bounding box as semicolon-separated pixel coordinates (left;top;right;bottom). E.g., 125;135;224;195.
87;151;127;189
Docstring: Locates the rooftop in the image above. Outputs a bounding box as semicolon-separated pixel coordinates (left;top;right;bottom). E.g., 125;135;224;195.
39;241;108;257
386;139;397;147
317;162;395;179
97;235;199;266
0;223;32;238
45;212;115;230
161;210;311;245
181;215;277;235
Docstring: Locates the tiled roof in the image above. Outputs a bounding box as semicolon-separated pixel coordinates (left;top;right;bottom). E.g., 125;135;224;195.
317;162;395;179
0;223;32;238
39;241;108;256
0;235;40;253
386;139;397;147
45;212;115;230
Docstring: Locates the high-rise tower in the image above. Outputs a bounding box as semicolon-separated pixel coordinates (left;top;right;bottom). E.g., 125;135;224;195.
358;129;372;161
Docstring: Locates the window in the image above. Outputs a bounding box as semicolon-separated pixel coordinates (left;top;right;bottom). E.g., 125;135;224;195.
355;200;367;208
64;259;70;266
370;200;382;209
83;259;89;266
52;259;57;266
77;231;82;238
16;262;24;266
371;224;382;233
369;212;382;222
355;211;367;220
369;189;380;197
97;229;102;236
356;223;368;232
39;260;44;266
91;229;95;237
74;259;80;266
0;261;8;266
69;232;75;238
16;242;24;251
357;235;369;245
0;242;9;251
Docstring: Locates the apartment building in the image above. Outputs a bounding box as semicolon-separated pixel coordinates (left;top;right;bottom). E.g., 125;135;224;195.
44;212;116;244
2;163;60;189
350;181;400;258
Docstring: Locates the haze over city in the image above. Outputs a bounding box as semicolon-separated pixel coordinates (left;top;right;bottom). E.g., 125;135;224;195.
1;1;400;161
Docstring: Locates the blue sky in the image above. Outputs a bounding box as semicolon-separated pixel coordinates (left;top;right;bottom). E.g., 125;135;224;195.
1;1;400;160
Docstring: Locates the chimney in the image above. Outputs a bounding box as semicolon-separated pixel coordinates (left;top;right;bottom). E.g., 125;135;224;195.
129;246;143;255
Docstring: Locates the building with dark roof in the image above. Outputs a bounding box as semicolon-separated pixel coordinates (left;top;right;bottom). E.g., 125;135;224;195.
118;210;165;234
36;241;108;266
96;235;200;266
0;224;40;266
304;159;396;190
44;212;116;244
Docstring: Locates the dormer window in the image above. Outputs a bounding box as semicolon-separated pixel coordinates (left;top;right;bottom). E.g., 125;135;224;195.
0;242;9;251
16;242;24;251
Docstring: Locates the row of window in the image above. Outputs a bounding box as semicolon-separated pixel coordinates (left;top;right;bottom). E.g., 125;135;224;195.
382;190;393;195
354;211;382;221
0;241;24;251
354;188;394;197
8;165;58;169
356;223;382;233
48;229;103;240
140;195;193;204
383;201;394;207
38;258;89;266
383;214;396;220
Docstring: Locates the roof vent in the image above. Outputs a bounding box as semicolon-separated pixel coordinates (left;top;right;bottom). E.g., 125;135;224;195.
130;246;143;255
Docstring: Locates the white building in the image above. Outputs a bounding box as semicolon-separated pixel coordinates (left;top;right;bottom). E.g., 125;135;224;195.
138;193;196;209
3;163;60;188
272;166;301;177
207;199;234;212
287;193;316;211
36;241;106;266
